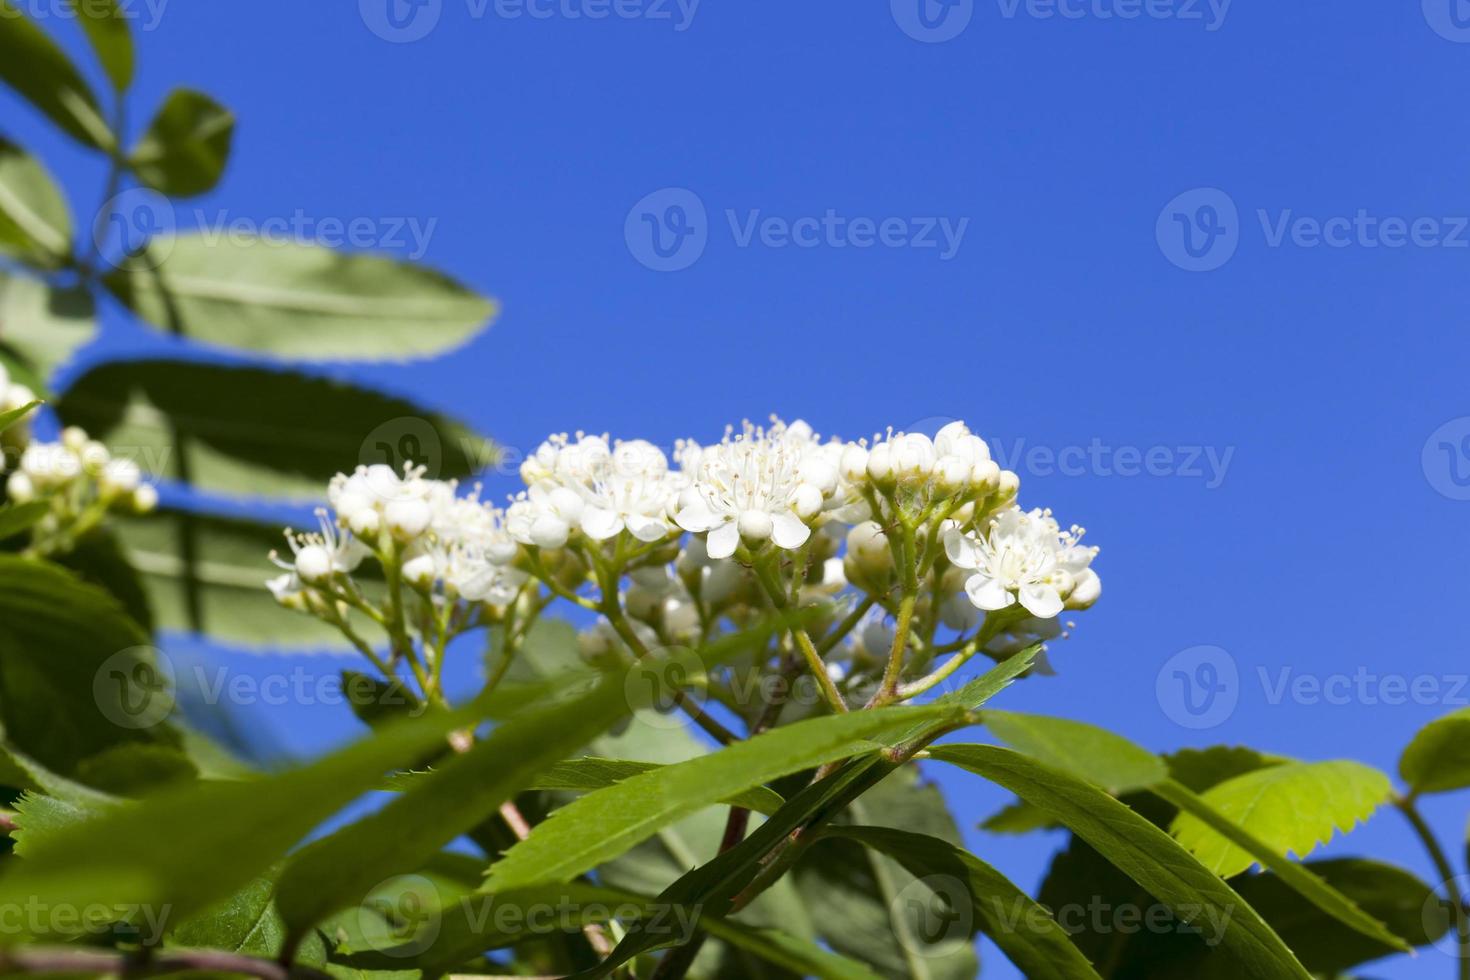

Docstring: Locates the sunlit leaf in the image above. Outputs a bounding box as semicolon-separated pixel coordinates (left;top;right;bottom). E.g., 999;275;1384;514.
130;89;234;197
0;1;112;148
0;142;71;268
1399;707;1470;796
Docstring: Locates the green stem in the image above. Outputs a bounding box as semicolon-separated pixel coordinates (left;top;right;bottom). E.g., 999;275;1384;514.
1396;795;1470;980
748;551;848;715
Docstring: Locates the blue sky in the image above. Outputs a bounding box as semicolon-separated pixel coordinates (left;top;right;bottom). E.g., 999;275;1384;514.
6;0;1470;975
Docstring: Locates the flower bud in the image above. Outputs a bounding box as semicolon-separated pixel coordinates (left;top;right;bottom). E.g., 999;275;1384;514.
294;544;334;584
61;426;88;452
529;514;571;549
738;509;773;542
998;469;1021;496
131;484;159;514
349;506;382;538
385;498;432;539
402;554;437;589
934;455;971;493
1066;569;1101;610
6;471;34;504
845;521;893;575
100;458;142;496
889;433;936;482
840;444;870;483
792;483;824;521
865;444;895;485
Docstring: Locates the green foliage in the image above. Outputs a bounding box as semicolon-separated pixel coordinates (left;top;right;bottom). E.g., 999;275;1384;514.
1168;761;1392;878
0;274;96;380
0;0;112;147
981;709;1168;794
1399;707;1470;796
104;235;497;360
0;142;71;268
130;90;235;197
60;0;134;90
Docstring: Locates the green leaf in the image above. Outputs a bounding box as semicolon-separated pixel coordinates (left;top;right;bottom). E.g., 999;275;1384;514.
274;673;632;935
61;0;133;89
981;709;1168;794
796;766;978;980
11;791;116;857
0;556;173;775
53;528;155;633
0;741;116;807
703;919;885;980
57;358;492;501
483;704;962;893
1152;778;1410;954
73;743;199;796
0;398;41;436
1168;761;1391;878
169;874;288;956
1399;707;1470;796
980;798;1057;835
130;89;234;197
0;685;515;939
114;507;361;650
929;744;1315;980
0;273;97;378
0;141;71;267
0;500;50;539
342;671;423;729
1165;745;1283;793
830;826;1102;980
0;1;112;148
425;756;782;815
103;234;497;360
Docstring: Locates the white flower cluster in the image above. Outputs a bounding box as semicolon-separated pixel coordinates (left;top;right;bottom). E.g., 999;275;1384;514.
4;426;156;511
271;417;1101;709
269;463;525;608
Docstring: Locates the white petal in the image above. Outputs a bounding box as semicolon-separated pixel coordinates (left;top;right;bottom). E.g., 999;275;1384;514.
675;500;722;533
944;528;981;569
580;506;622;540
705;520;740;560
626;513;672;542
770;511;811;550
1019;582;1064;619
965;574;1013;611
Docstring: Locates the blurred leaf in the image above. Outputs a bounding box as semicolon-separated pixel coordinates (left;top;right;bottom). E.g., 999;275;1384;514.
275;673;632;935
130;89;234;197
11;791;115;857
54;528;155;633
114;507;360;650
0;1;112;148
1168;761;1392;879
103;234;496;360
57;358;490;499
705;921;885;979
796;767;979;980
982;710;1168;794
61;0;132;89
0;556;174;776
0;685;512;939
980;798;1057;835
0;398;41;435
0;741;115;807
1153;779;1409;954
0;273;97;380
930;744;1314;980
0;142;71;267
342;670;423;729
484;704;960;893
831;826;1102;979
1399;707;1470;796
0;500;50;539
73;742;199;796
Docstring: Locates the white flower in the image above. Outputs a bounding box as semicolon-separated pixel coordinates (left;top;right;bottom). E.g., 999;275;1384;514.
272;509;369;587
20;443;81;490
675;420;818;560
578;440;678;543
507;484;585;548
944;508;1099;619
